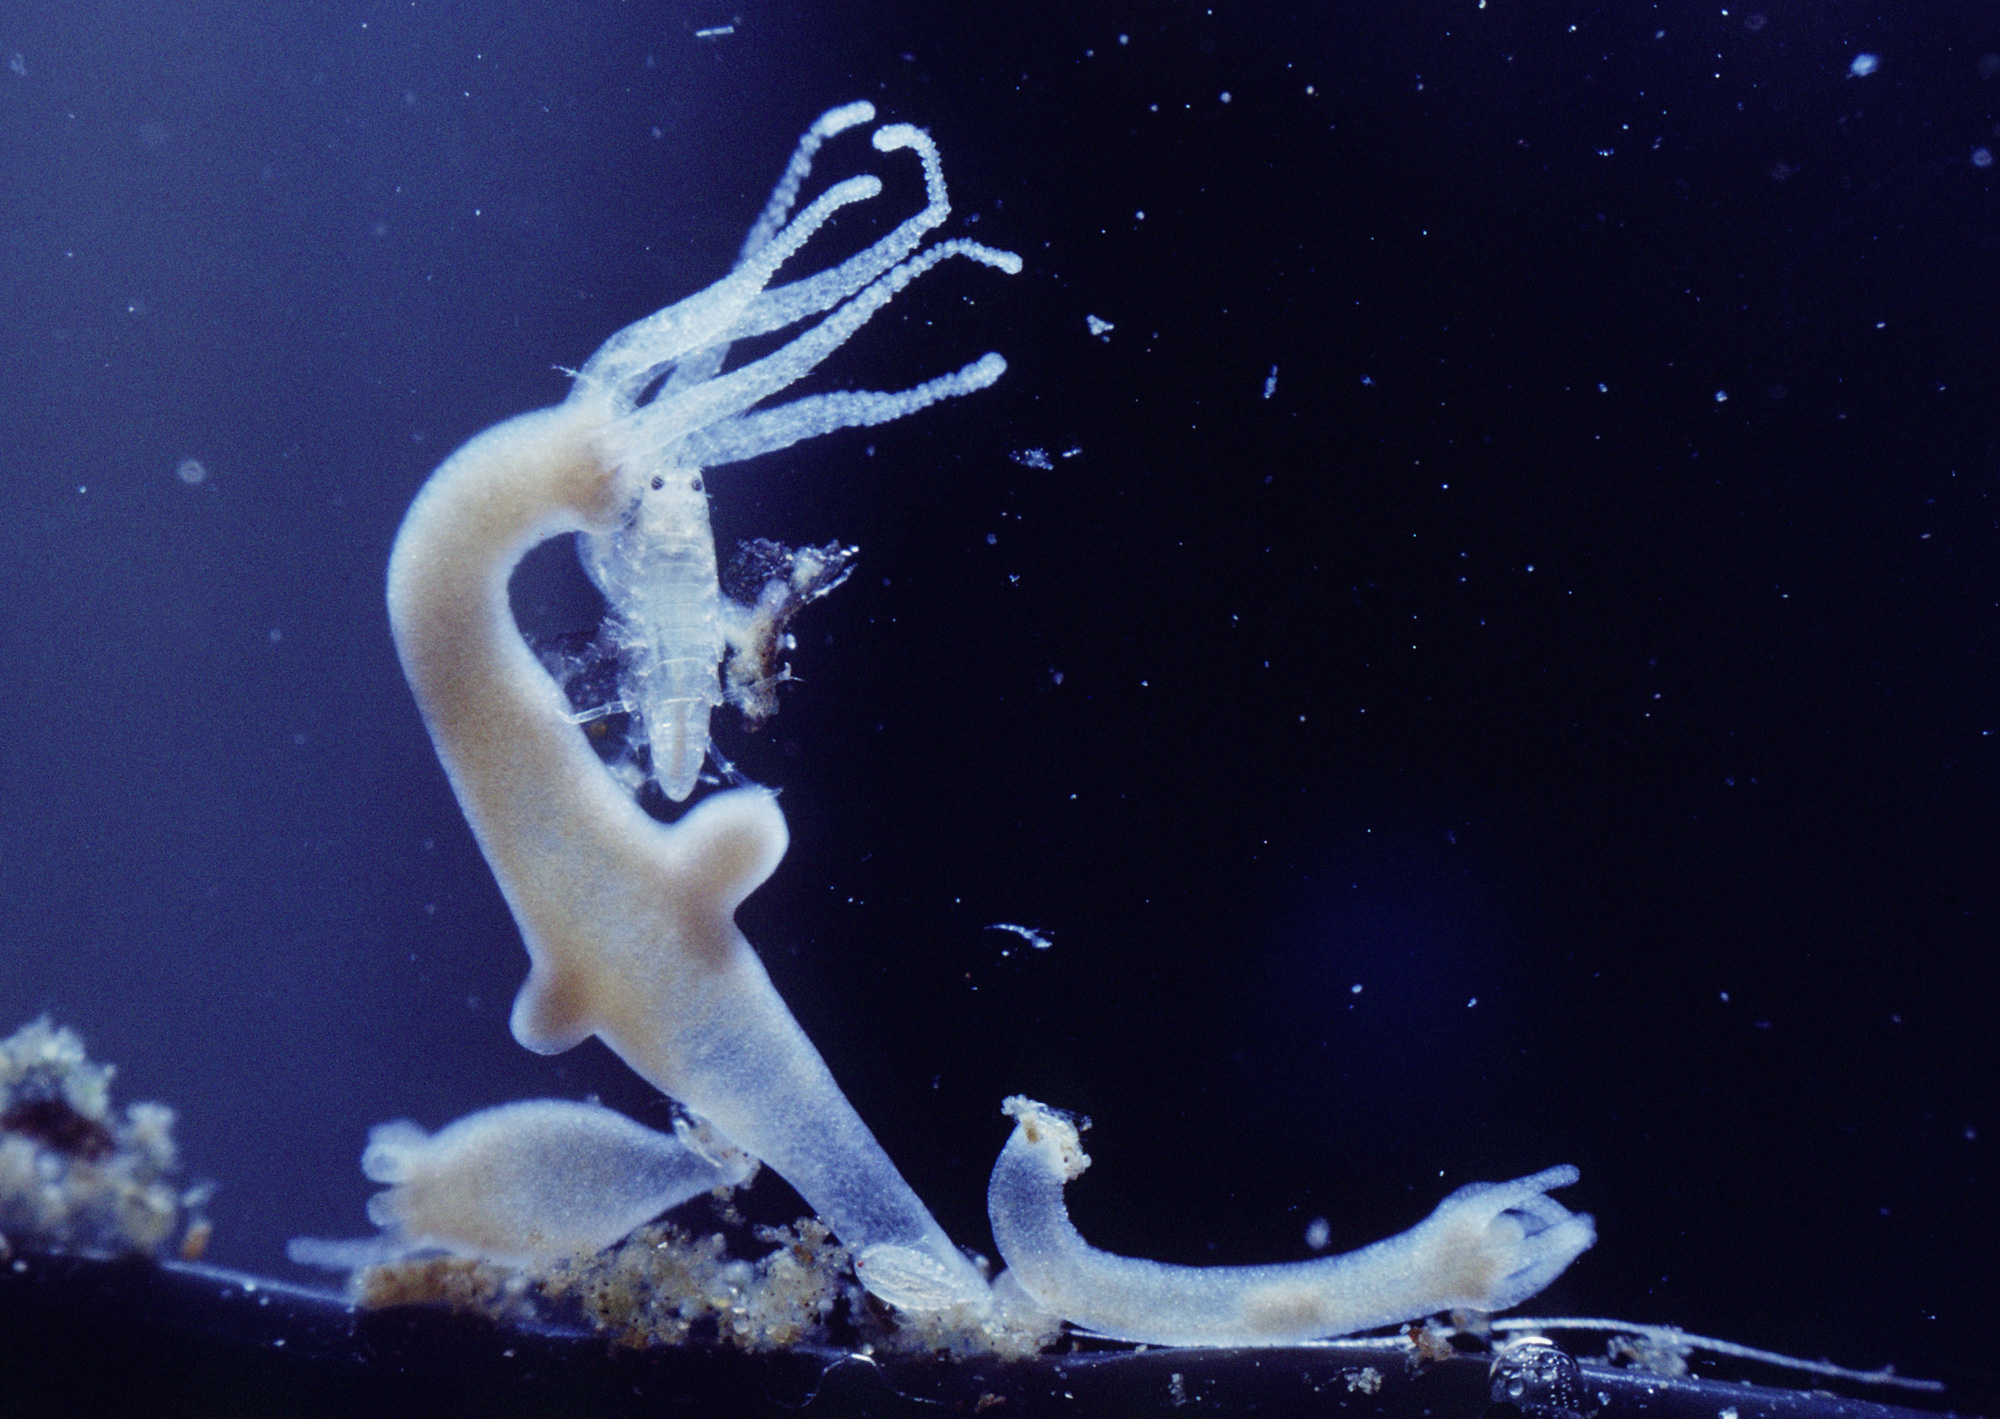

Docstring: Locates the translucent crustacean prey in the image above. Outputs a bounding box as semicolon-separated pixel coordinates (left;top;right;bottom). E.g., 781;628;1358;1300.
570;101;1021;800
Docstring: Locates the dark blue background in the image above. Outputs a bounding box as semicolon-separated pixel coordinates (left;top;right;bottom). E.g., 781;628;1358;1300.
2;0;1994;1402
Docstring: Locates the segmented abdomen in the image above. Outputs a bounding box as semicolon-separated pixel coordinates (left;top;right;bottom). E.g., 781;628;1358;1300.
581;472;724;802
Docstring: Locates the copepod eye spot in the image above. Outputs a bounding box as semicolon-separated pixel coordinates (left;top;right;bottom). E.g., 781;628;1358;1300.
649;474;666;491
689;475;704;493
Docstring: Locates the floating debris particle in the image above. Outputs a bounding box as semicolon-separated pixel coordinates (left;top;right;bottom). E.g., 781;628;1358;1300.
988;923;1052;950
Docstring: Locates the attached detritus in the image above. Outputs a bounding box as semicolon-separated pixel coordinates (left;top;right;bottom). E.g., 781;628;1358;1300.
1484;1317;1947;1395
0;1016;209;1258
537;1217;851;1351
343;1212;1059;1359
723;538;858;730
350;1255;537;1321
